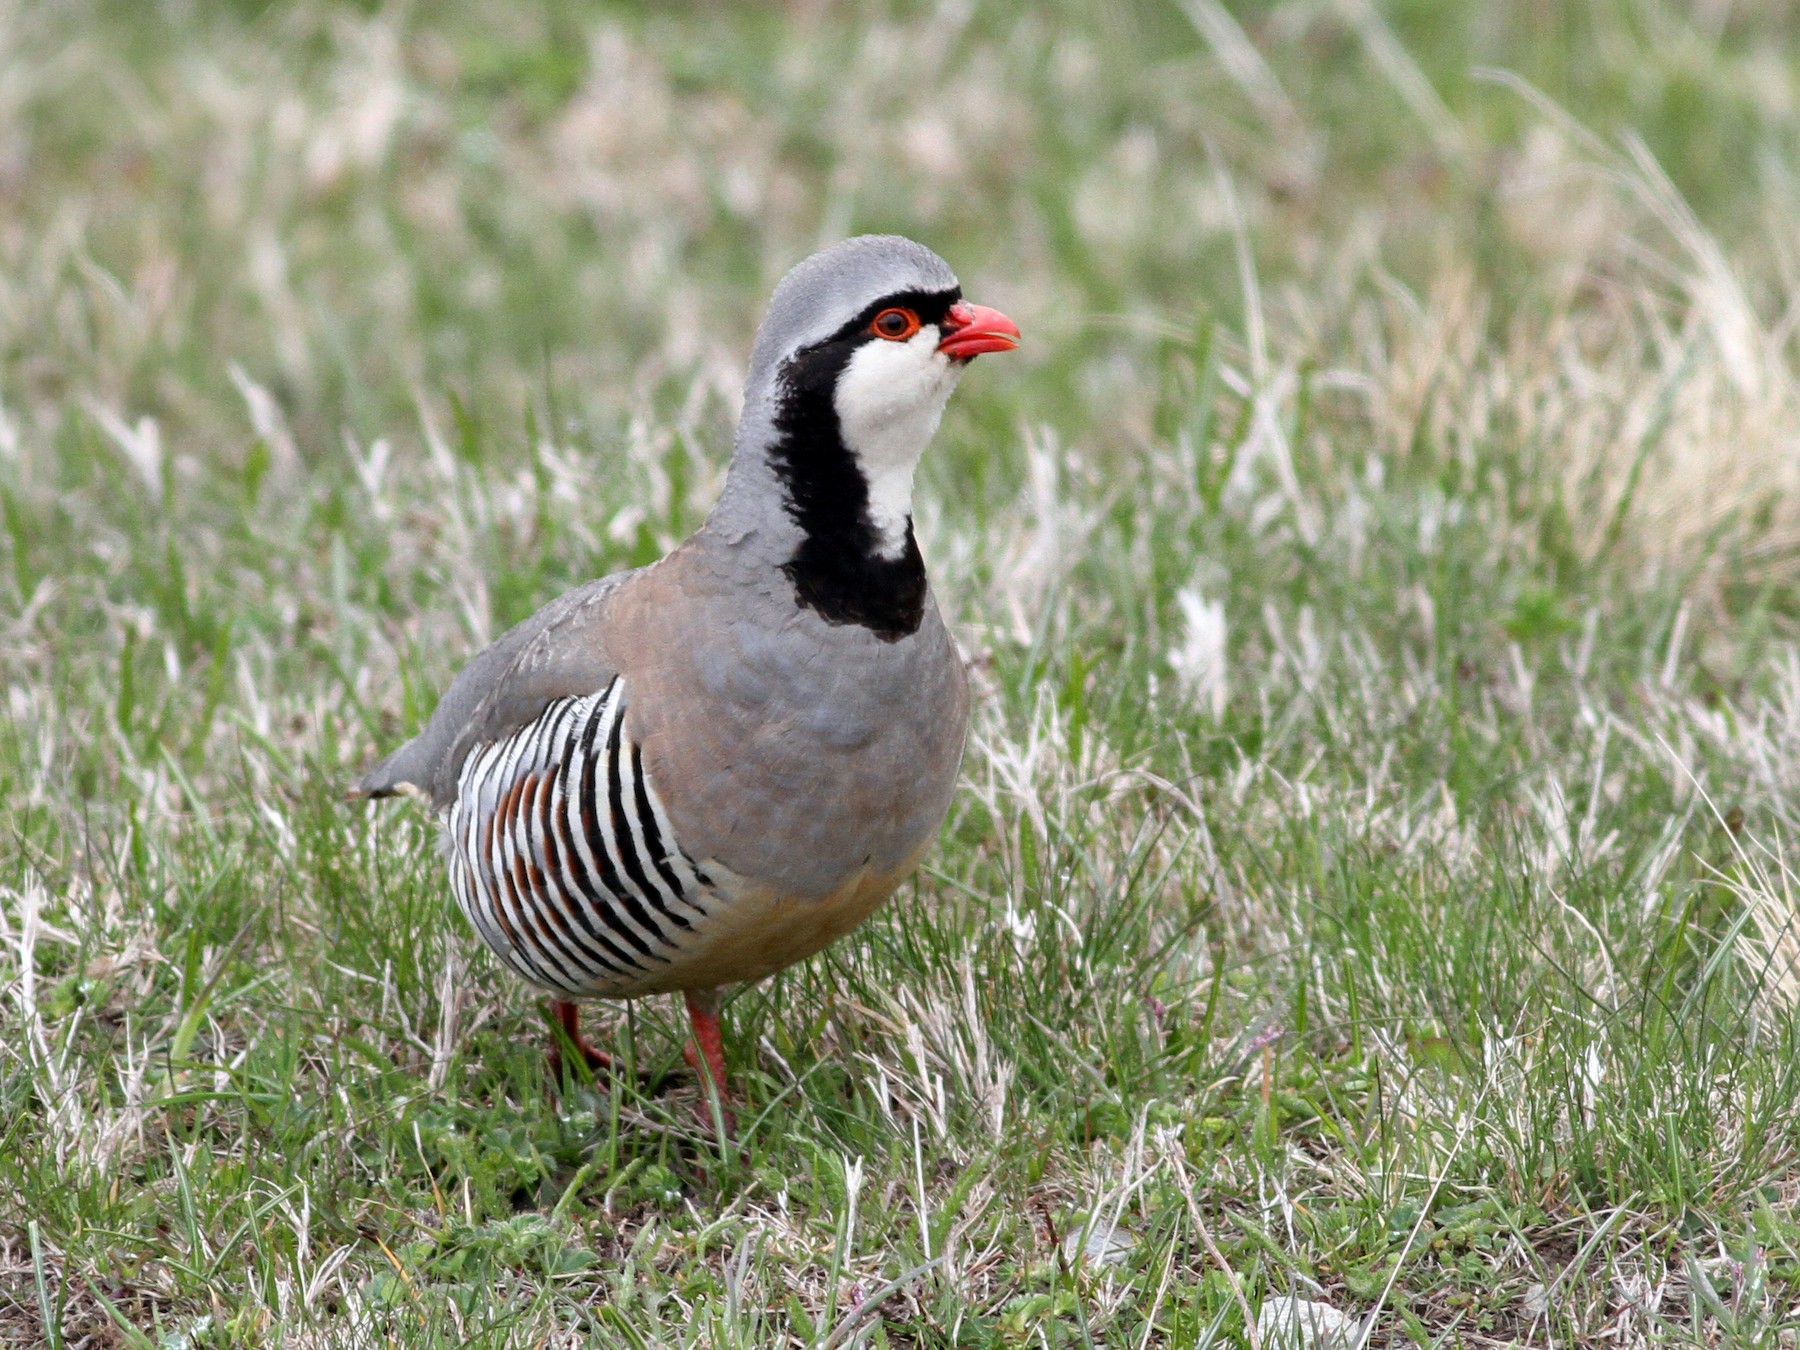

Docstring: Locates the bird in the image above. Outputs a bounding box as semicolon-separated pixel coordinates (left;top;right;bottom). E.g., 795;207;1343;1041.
351;235;1019;1122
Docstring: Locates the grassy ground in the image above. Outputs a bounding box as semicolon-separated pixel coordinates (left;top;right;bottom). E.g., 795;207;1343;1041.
5;1;1800;1344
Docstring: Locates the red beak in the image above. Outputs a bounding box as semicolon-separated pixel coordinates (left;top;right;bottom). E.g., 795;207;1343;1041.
938;301;1021;359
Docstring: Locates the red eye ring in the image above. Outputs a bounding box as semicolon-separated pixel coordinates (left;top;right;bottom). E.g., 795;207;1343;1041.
870;307;921;341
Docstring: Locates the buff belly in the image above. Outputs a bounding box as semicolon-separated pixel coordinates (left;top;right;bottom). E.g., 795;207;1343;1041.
601;847;926;997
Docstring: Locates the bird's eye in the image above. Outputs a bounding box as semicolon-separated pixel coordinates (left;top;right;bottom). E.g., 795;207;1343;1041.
871;308;921;341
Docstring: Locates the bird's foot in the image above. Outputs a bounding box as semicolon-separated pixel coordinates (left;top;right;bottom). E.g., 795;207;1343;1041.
546;999;621;1080
683;989;736;1136
545;995;735;1134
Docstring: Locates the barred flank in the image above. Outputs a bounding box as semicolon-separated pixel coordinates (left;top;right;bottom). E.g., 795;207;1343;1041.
445;679;713;997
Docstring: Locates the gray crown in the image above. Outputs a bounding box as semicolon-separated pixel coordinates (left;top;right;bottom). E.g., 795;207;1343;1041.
744;235;960;393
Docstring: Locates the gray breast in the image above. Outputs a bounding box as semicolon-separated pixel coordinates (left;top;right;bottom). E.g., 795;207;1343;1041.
626;579;972;900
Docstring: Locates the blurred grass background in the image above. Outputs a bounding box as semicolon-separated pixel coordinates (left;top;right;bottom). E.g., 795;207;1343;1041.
6;1;1800;1345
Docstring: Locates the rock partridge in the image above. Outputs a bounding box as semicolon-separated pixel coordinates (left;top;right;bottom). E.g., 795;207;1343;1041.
353;235;1019;1115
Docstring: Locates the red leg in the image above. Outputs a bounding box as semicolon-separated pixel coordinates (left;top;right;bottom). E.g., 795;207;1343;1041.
548;998;614;1076
682;988;734;1133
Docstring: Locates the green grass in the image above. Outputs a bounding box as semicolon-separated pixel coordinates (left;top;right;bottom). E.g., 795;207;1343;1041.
6;1;1800;1345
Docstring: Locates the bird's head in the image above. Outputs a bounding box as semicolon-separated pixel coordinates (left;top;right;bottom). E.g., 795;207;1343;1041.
744;235;1019;568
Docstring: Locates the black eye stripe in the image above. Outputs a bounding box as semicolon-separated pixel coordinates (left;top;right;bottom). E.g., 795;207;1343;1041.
820;288;961;346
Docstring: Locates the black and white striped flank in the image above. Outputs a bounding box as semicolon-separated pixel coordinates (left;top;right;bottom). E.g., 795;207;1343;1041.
444;678;715;997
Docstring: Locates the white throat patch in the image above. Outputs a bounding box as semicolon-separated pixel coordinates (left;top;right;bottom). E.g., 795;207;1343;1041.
833;327;961;557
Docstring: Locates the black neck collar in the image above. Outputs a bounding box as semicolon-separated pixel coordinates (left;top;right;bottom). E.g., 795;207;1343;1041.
765;288;959;642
